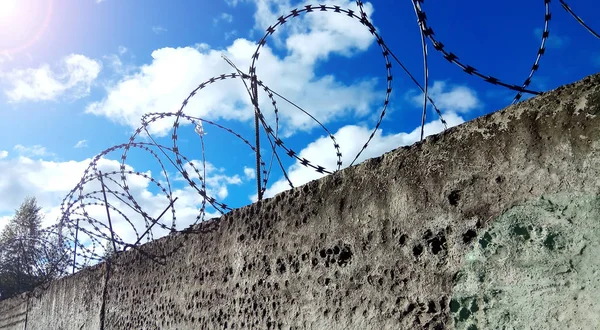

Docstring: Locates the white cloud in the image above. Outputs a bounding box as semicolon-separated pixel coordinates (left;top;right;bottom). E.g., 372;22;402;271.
3;54;101;102
284;1;375;64
0;150;7;159
176;160;243;200
152;26;167;34
248;0;374;45
258;111;465;200
13;144;55;158
409;81;480;114
214;13;233;25
85;37;379;137
85;0;381;137
225;30;238;40
0;157;97;218
102;48;136;76
243;166;256;180
0;215;10;235
103;54;124;73
0;152;246;257
74;140;88;148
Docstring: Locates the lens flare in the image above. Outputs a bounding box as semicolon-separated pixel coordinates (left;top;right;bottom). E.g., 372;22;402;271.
0;0;19;22
0;0;53;55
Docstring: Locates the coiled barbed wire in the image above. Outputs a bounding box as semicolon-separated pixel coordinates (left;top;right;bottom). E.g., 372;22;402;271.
15;0;595;274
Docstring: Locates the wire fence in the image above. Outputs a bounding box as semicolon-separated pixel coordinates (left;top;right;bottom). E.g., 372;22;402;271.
4;0;598;277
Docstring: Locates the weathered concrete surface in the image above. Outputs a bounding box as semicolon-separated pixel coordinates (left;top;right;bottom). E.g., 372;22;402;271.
0;293;27;330
452;193;600;329
25;264;105;330
1;72;599;329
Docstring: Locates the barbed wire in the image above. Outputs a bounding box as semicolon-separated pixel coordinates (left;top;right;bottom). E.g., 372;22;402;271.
4;0;595;276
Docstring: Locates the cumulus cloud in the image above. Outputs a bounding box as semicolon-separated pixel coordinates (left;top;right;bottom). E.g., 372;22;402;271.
103;47;137;76
0;150;7;159
409;81;480;114
85;37;379;136
175;160;243;200
214;13;233;25
3;54;101;102
225;30;238;40
243;166;256;180
13;144;55;158
0;152;246;255
84;0;380;137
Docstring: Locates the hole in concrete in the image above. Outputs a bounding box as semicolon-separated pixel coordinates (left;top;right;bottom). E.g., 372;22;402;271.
448;190;461;206
463;230;477;244
449;299;460;313
413;244;423;257
479;232;493;249
337;246;353;266
404;303;416;315
428;301;437;313
429;235;446;255
470;300;479;313
458;307;471;322
399;234;408;246
544;232;559;251
512;224;531;240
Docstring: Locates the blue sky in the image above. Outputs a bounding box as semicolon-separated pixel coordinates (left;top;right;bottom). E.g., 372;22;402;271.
0;0;598;249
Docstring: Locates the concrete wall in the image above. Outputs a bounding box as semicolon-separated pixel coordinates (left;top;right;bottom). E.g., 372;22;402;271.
0;293;26;330
1;73;599;330
25;265;105;330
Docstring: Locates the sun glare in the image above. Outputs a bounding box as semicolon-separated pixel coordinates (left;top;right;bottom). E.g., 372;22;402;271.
0;0;53;55
0;0;19;22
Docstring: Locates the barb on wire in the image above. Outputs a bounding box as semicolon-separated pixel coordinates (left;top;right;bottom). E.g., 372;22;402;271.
15;0;594;276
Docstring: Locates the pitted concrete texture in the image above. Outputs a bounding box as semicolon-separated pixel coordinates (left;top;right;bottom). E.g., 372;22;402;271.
0;73;599;329
0;293;27;330
25;264;105;330
102;73;600;329
451;193;600;330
